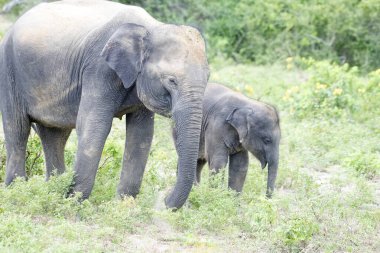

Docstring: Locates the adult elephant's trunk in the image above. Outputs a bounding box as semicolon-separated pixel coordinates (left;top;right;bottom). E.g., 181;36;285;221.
266;147;279;198
165;88;203;210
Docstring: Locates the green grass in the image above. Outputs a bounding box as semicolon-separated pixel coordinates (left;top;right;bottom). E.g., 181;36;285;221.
0;59;379;252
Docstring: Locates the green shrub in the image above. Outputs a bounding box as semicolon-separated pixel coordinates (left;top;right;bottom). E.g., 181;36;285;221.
87;197;151;232
282;59;380;120
90;140;123;204
168;172;240;232
277;216;319;251
0;133;46;181
25;133;44;177
239;197;278;233
283;59;362;118
3;0;379;70
0;171;79;217
357;68;380;122
345;152;380;180
118;0;380;71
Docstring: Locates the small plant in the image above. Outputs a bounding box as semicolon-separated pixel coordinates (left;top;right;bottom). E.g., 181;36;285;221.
240;197;278;233
277;216;319;251
167;171;240;232
344;152;380;180
25;133;44;177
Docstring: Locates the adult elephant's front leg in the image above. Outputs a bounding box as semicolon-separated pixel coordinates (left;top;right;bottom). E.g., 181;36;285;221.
117;108;154;198
72;103;114;200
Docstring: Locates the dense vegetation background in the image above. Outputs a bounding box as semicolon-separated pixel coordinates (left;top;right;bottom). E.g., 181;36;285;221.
1;0;380;71
118;0;380;72
0;0;379;252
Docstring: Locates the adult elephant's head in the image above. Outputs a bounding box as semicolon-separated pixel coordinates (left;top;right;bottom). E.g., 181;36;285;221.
101;23;209;209
227;105;281;197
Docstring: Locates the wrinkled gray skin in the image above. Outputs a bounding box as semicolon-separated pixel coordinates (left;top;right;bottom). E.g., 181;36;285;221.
0;0;209;209
174;83;280;197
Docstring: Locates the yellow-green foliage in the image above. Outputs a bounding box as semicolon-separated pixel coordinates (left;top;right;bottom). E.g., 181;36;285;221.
282;58;380;119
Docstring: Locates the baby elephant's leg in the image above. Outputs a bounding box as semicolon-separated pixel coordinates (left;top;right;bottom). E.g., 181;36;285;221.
208;151;228;187
228;150;248;192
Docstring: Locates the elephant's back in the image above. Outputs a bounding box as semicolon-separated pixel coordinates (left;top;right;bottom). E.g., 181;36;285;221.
11;0;159;48
206;82;259;107
206;82;276;118
3;1;160;129
203;83;241;113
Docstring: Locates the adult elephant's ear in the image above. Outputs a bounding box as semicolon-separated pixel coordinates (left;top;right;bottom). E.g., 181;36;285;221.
226;108;253;143
101;23;149;89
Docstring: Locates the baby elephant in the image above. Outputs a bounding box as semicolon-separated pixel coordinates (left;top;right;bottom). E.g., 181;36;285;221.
173;83;280;197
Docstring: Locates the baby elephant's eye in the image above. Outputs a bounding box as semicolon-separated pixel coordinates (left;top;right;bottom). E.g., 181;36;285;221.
168;76;177;86
161;74;178;87
263;137;272;144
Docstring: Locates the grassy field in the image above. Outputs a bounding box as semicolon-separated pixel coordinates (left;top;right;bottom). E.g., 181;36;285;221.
0;17;379;253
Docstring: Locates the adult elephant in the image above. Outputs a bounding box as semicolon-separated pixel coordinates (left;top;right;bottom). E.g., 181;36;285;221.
0;0;209;209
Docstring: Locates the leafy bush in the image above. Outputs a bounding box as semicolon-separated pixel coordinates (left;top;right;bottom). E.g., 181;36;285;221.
345;152;380;180
239;197;278;233
282;58;380;119
167;172;240;232
0;171;78;217
357;68;380;122
277;216;319;251
117;0;380;71
25;133;44;177
2;0;379;70
0;132;45;181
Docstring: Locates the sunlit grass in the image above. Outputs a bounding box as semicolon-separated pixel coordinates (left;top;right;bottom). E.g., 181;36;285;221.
0;61;379;252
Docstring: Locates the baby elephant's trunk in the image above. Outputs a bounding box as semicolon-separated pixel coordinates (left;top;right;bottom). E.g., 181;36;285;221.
266;147;279;198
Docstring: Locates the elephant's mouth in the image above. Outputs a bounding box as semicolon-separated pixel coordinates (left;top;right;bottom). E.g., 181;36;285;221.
136;76;173;117
138;92;172;118
143;102;171;118
152;96;172;118
156;109;172;118
260;159;268;170
251;149;267;169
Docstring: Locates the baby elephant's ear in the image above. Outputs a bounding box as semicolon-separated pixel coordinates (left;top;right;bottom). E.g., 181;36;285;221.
101;23;149;89
226;108;252;143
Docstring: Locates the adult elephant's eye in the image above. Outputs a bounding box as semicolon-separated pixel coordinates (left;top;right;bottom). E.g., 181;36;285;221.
161;74;178;87
263;137;272;144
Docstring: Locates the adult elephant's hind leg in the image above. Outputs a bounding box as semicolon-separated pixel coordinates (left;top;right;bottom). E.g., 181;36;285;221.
2;113;31;185
33;124;71;180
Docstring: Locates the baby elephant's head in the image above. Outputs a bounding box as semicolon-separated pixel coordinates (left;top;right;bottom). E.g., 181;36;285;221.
226;104;280;197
